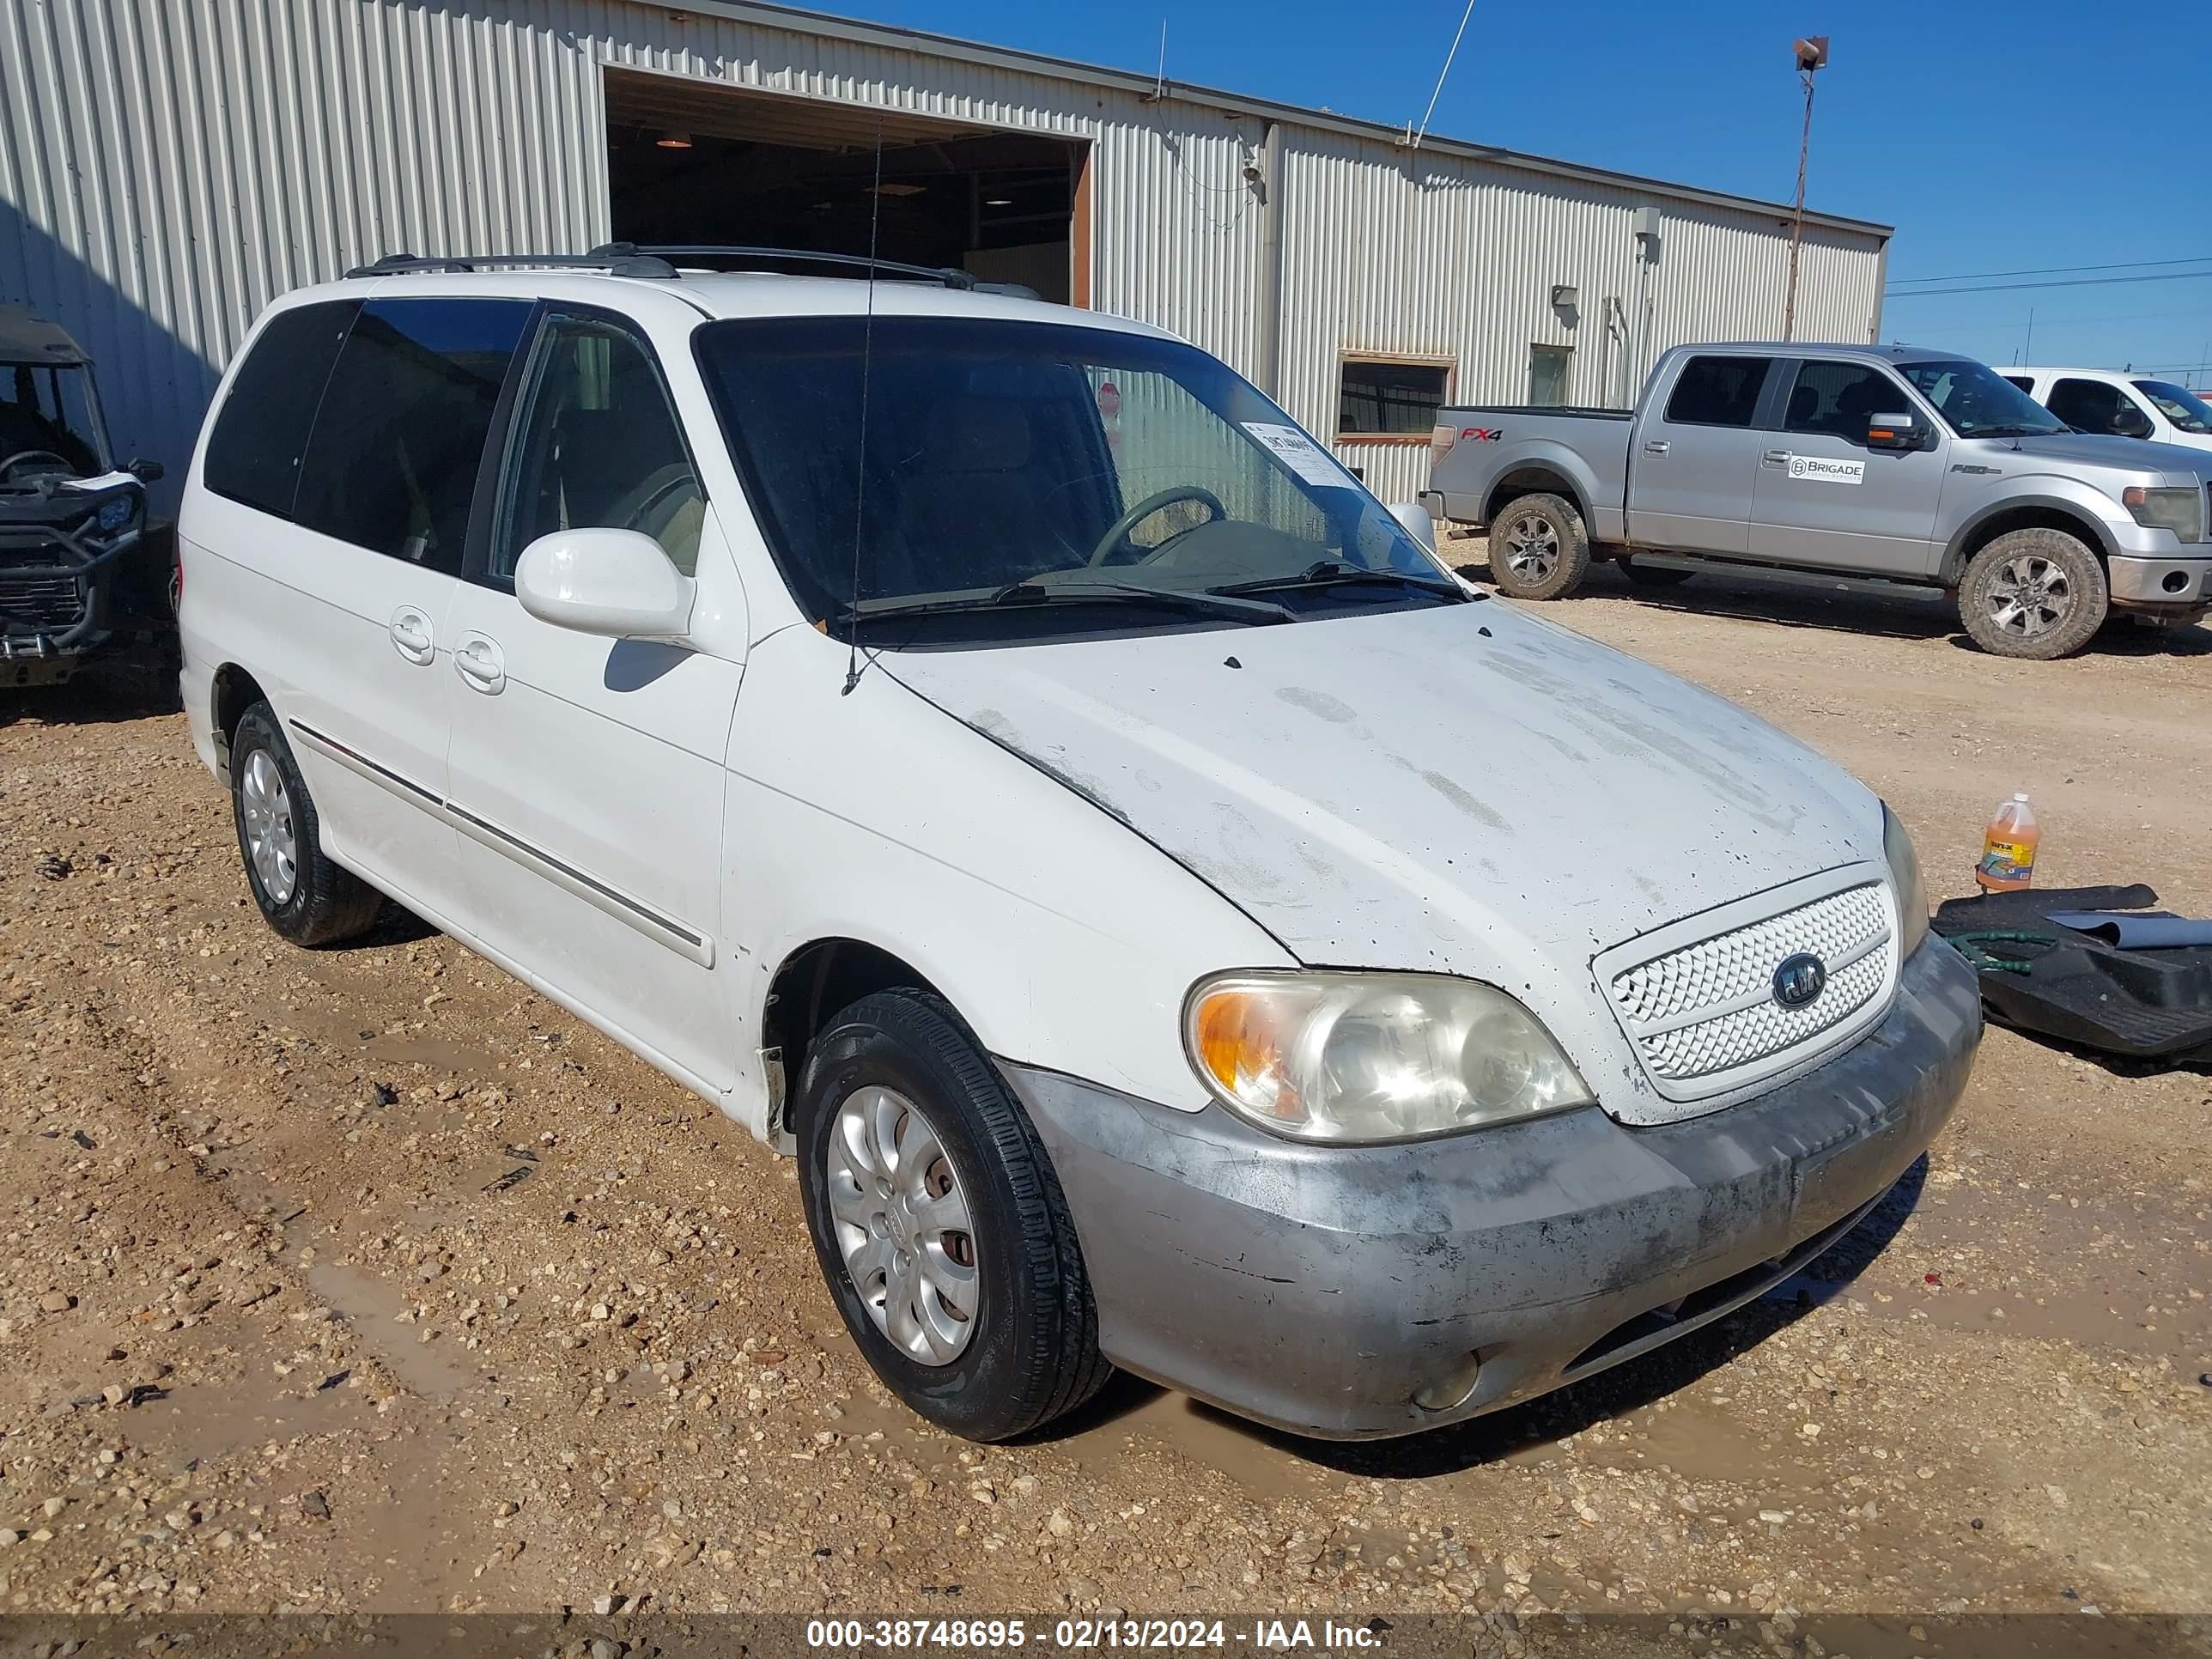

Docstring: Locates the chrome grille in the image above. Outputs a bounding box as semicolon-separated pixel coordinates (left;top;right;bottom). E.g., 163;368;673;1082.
1610;882;1894;1086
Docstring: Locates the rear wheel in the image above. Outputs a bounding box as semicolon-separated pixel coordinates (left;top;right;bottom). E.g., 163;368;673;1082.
1619;555;1693;588
1958;528;2107;659
229;702;386;945
796;989;1110;1442
1486;493;1590;600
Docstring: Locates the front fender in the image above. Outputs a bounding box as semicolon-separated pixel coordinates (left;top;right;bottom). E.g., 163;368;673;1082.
1940;478;2127;581
716;623;1292;1142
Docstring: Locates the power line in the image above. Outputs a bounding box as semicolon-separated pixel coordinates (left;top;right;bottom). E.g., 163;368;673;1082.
1887;253;2212;287
1886;270;2212;300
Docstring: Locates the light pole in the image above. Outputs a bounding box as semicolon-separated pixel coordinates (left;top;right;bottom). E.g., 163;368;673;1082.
1782;34;1828;343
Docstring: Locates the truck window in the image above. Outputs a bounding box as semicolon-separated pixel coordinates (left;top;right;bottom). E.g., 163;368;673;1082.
1782;362;1900;440
2045;377;2137;436
203;301;362;519
292;298;532;574
1662;356;1771;428
2002;375;2035;394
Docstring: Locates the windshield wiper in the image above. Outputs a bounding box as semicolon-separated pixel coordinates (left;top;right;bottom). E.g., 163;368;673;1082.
840;579;1293;626
1208;560;1472;600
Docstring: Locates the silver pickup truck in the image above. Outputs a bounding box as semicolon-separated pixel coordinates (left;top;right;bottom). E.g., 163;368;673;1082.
1421;342;2212;659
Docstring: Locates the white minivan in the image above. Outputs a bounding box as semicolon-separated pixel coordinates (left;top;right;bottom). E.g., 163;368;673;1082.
2003;366;2212;455
178;249;1979;1442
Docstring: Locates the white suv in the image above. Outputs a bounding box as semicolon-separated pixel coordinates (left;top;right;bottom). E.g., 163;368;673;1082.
178;249;1978;1443
2004;366;2212;454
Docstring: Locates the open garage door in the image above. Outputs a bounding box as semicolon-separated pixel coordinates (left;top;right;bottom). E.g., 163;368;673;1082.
605;70;1087;304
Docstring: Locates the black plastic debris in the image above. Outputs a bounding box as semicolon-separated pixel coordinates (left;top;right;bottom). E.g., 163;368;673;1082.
1932;884;2212;1065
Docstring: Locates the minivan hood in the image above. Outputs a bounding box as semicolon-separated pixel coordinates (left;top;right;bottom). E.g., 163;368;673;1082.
886;602;1881;990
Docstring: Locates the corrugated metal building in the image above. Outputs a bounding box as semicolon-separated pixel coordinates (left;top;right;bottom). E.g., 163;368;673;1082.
1;0;1890;510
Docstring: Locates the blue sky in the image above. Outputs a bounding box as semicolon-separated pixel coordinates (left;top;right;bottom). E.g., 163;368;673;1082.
825;0;2212;385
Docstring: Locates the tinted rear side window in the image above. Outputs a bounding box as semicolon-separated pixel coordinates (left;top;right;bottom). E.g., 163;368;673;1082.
293;298;532;574
1663;356;1771;427
202;301;360;517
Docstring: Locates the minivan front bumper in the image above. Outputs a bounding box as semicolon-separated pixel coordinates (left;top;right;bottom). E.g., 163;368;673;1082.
1006;937;1979;1439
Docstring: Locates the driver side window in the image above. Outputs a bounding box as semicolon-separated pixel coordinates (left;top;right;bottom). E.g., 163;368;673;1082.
492;313;704;583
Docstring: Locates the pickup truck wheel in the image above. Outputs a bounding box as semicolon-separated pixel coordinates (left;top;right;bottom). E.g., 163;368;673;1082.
1486;493;1590;599
796;989;1111;1442
1958;529;2108;660
229;702;386;946
1619;556;1693;588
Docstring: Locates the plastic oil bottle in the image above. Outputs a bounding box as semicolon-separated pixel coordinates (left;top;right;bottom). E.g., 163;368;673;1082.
1975;793;2039;892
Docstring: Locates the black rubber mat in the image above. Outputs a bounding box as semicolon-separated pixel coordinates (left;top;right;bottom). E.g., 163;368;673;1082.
1932;884;2212;1064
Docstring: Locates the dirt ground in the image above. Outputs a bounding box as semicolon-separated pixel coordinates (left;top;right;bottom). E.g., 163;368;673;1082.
2;559;2208;1630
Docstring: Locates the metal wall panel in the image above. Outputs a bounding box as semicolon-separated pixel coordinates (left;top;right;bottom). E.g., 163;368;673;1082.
2;0;1885;517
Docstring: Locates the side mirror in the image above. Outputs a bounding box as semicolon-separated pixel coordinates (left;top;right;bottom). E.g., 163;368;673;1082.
127;458;165;483
515;529;696;641
1864;413;1930;452
2111;405;2154;440
1389;500;1437;554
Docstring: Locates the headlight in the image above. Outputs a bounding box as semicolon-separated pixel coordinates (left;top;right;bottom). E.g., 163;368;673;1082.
1881;804;1929;959
2121;486;2203;542
95;495;136;534
1184;971;1594;1144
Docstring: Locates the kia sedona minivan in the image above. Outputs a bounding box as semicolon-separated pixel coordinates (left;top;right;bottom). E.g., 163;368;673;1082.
177;250;1980;1442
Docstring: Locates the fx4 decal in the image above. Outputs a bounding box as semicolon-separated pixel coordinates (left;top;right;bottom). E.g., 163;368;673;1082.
1459;427;1504;442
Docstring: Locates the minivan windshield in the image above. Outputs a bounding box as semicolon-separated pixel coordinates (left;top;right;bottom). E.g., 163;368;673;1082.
2134;380;2212;435
1;360;110;480
1897;359;2069;440
696;316;1456;637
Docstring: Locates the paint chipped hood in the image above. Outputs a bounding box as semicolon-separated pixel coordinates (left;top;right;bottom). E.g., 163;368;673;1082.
886;600;1887;1102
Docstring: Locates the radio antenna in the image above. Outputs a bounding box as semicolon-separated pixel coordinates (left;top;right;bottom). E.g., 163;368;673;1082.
842;120;885;696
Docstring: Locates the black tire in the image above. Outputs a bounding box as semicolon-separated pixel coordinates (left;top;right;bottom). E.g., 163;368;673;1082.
228;702;385;946
796;990;1110;1442
1486;493;1591;600
1619;556;1693;588
1957;528;2108;660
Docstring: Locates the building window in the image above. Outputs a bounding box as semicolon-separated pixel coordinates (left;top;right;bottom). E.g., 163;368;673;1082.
1338;357;1452;441
1528;344;1573;406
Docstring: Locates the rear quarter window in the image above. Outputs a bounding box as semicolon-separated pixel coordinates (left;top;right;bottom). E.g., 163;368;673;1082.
1663;356;1771;428
292;298;532;574
202;301;360;518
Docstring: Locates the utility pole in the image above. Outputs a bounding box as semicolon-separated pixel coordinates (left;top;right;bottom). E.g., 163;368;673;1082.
1782;35;1828;343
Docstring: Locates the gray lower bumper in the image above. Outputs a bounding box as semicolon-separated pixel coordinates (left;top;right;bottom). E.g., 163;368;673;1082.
1006;939;1981;1439
2106;551;2211;608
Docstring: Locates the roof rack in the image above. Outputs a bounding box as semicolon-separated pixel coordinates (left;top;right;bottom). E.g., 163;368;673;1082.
342;245;1042;301
588;243;980;289
343;250;679;280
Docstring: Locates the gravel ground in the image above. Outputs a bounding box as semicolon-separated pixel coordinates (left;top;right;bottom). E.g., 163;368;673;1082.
1;561;2208;1626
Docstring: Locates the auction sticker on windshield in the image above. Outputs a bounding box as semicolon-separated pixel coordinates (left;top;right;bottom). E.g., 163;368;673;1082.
1243;422;1354;488
1786;453;1867;485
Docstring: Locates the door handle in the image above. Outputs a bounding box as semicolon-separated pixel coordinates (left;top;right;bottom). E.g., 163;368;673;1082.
388;605;434;665
1642;440;1671;456
1762;448;1792;465
453;634;506;695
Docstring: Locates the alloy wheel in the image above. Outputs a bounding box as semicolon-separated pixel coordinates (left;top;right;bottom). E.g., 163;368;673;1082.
240;749;299;905
1501;514;1560;582
823;1085;980;1365
1987;554;2073;640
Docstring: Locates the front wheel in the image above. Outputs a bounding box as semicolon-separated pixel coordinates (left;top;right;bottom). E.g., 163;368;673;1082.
1957;529;2107;659
796;990;1110;1442
1486;493;1591;600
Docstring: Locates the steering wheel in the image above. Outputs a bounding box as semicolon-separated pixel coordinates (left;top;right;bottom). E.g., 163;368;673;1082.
0;450;71;482
1085;485;1226;567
